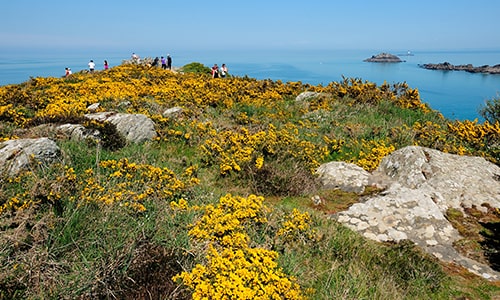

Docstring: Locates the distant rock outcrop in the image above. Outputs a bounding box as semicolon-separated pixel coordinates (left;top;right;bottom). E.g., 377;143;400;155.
420;62;500;74
0;138;61;177
318;146;500;280
364;53;403;63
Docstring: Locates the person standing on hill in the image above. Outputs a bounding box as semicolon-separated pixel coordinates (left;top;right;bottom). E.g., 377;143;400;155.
167;54;172;70
211;64;219;78
88;60;95;73
220;63;228;78
131;53;140;63
161;56;167;69
104;60;109;70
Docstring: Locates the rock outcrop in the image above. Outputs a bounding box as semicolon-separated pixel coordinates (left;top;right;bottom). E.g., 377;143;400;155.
316;161;371;193
85;112;157;143
364;53;403;63
0;138;61;177
319;146;500;280
420;62;500;74
295;91;322;102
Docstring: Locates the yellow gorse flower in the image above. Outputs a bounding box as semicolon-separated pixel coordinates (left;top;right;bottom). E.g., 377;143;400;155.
77;158;199;211
173;194;307;299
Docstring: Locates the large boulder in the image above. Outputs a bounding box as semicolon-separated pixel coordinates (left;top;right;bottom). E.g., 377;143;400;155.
28;123;100;142
375;146;500;212
0;138;61;177
55;124;99;141
330;146;500;280
85;112;157;143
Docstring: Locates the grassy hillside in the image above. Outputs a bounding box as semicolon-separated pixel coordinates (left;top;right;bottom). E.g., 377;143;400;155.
0;63;499;299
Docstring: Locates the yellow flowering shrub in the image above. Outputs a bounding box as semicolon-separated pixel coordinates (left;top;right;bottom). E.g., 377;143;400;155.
447;120;500;148
412;121;449;150
76;158;199;211
411;120;499;162
200;123;329;175
0;166;76;215
173;194;307;299
316;78;433;113
187;194;268;247
175;244;305;300
353;139;396;171
276;208;316;246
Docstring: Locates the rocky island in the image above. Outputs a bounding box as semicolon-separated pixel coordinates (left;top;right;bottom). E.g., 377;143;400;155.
420;62;500;74
364;52;403;63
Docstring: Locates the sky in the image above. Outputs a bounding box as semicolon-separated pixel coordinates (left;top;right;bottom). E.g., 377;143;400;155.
1;0;500;53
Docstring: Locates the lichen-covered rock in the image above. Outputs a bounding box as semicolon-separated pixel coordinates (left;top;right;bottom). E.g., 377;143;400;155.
316;161;371;193
376;146;500;212
295;91;321;102
0;138;61;176
330;146;500;280
85;112;157;143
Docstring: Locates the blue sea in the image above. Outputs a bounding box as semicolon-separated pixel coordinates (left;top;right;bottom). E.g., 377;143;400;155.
1;48;499;121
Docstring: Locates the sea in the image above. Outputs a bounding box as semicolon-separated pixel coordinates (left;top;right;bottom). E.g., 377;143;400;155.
1;48;500;122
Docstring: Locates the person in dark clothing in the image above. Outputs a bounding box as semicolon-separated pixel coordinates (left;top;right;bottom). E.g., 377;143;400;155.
167;54;172;70
152;57;160;67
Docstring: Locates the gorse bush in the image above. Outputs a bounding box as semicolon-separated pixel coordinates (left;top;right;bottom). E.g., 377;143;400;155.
171;194;310;299
1;62;499;299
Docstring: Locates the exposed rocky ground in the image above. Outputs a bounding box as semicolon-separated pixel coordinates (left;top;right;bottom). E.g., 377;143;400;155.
317;146;500;280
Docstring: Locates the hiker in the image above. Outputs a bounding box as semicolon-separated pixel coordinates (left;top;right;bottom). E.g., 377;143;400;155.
64;67;72;77
88;60;95;73
161;56;167;69
220;63;228;78
167;54;172;70
211;64;219;78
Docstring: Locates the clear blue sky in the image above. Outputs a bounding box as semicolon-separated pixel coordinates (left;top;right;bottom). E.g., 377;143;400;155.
2;0;499;52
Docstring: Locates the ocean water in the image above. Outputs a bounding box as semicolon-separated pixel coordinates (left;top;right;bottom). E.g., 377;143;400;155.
1;48;499;121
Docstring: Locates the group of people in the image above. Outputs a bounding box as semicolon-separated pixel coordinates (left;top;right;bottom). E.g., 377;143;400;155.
64;59;109;77
63;54;229;78
211;63;228;78
151;55;172;70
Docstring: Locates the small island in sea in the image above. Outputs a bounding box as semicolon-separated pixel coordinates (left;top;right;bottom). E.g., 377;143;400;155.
363;52;403;63
419;62;500;74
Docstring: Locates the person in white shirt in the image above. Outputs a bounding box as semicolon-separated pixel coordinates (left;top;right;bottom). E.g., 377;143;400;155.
88;60;95;73
220;63;228;78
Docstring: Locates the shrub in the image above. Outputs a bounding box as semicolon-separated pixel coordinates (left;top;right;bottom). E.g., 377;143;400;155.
172;194;308;300
180;62;211;75
479;96;500;124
